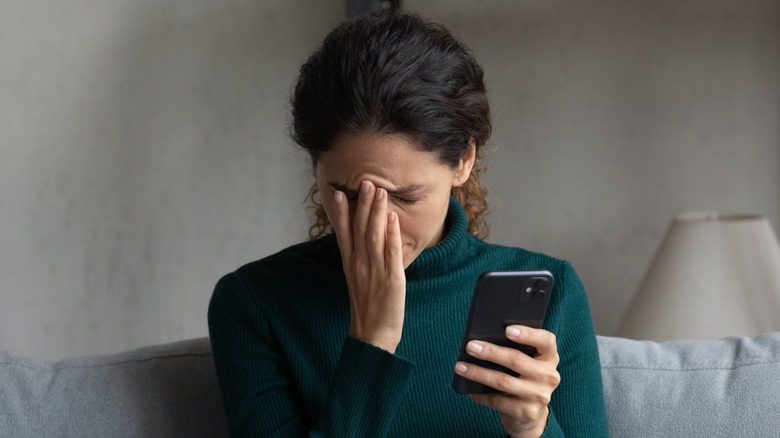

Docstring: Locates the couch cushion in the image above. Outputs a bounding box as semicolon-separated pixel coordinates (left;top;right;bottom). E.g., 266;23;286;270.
0;337;228;438
598;332;780;437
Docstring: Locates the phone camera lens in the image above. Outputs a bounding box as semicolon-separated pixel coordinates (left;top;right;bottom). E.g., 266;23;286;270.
534;278;549;289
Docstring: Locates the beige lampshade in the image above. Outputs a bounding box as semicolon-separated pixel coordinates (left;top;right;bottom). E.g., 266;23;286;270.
617;212;780;341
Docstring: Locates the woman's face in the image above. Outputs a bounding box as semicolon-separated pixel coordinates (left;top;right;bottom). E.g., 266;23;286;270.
316;131;474;268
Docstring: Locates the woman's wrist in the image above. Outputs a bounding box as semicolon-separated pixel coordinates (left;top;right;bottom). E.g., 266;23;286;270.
504;405;549;438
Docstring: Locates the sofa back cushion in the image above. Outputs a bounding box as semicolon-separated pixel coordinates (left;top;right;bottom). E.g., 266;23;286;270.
0;338;228;438
4;333;780;437
598;332;780;437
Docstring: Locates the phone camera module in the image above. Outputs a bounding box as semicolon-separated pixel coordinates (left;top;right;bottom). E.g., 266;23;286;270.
520;276;550;302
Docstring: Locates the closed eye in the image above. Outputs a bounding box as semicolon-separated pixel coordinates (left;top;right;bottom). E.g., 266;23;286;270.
327;181;423;206
393;195;419;206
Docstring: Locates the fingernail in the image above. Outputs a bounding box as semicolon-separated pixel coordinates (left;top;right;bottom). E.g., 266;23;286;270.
507;326;521;337
376;188;385;200
388;211;397;222
466;341;483;354
455;362;468;373
361;181;370;193
334;191;344;203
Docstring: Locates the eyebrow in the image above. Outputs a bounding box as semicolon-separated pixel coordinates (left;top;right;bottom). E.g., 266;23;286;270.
328;182;423;196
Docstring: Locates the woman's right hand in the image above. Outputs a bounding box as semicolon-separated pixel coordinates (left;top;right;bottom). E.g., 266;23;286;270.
331;180;406;353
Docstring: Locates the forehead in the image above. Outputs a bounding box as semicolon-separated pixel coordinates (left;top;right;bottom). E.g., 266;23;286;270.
328;131;427;163
318;132;452;189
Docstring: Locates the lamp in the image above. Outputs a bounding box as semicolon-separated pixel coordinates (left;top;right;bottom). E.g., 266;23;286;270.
617;212;780;341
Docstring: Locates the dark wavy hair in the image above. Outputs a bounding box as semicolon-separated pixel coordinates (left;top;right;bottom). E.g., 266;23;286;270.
291;11;492;239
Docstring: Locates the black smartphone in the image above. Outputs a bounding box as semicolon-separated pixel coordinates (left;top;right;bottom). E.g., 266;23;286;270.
452;270;554;394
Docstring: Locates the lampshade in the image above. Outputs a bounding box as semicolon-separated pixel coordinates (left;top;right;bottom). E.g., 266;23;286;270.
616;212;780;341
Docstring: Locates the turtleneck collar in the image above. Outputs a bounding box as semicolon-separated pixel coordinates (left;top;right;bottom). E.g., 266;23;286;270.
404;196;475;279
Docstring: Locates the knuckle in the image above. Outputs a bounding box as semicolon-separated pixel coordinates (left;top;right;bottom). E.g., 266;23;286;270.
518;403;545;421
354;265;369;278
546;370;561;387
352;220;366;232
529;386;552;407
359;191;374;205
464;366;481;382
545;332;557;348
515;405;533;421
372;195;385;210
509;352;527;371
494;374;515;392
386;245;398;257
367;231;381;245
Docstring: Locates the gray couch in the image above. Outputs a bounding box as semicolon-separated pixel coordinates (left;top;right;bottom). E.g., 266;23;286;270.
2;333;780;437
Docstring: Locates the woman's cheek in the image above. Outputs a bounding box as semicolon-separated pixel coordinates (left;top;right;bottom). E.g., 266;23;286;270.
395;213;415;245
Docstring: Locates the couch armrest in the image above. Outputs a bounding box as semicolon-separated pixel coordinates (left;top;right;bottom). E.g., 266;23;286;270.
598;332;780;437
0;337;228;438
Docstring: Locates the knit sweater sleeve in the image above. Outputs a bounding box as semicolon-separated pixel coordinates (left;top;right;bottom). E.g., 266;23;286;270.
207;270;416;437
540;261;609;437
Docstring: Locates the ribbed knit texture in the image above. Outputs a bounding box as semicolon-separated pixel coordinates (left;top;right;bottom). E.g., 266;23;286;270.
208;197;608;437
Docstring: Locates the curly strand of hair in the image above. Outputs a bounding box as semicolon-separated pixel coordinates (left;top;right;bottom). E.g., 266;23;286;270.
306;182;332;240
452;163;490;241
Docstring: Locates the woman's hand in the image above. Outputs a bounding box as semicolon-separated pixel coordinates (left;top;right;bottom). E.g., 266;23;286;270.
331;180;406;353
454;326;560;438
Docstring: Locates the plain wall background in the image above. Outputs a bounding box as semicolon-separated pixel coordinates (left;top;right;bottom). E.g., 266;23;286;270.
1;0;778;359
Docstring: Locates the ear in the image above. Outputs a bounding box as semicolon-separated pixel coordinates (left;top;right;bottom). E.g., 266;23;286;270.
452;140;477;187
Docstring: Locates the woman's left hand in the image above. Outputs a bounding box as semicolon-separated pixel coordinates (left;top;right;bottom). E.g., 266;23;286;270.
454;325;560;438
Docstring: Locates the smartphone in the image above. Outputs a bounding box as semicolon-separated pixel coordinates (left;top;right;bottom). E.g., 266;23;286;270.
452;270;554;394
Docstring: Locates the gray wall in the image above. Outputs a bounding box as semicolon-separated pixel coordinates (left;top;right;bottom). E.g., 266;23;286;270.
1;0;778;359
409;0;780;340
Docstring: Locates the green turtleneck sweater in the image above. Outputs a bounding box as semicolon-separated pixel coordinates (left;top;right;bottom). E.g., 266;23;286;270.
208;198;608;437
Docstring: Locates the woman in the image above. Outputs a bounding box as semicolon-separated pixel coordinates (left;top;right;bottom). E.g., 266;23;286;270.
208;10;607;437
